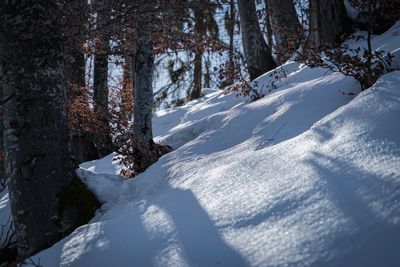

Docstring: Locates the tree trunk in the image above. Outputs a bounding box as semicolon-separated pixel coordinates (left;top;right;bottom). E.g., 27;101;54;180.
0;1;99;259
65;0;98;163
226;0;236;86
133;18;155;144
93;0;113;157
0;82;4;190
309;0;321;49
0;28;5;191
266;0;303;63
204;55;211;89
190;6;206;100
309;0;351;49
237;0;275;80
191;53;203;99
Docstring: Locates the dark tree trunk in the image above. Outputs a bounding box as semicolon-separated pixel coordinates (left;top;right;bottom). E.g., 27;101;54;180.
190;6;206;100
0;1;99;259
133;18;155;144
237;0;275;80
0;29;5;190
266;0;303;63
309;0;351;49
0;83;4;190
65;0;98;163
191;53;203;99
204;56;211;89
226;0;236;86
309;0;321;49
93;0;113;157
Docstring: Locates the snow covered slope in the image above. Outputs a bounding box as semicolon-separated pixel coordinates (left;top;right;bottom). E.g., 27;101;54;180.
0;21;398;267
29;68;400;266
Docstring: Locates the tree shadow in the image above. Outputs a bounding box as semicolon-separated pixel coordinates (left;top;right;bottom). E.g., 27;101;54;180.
305;152;400;267
151;186;248;267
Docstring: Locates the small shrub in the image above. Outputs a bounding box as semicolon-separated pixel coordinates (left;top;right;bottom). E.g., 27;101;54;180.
297;41;393;90
113;134;172;177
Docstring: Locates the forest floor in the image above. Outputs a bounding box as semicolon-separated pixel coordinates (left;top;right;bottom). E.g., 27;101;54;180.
1;22;400;267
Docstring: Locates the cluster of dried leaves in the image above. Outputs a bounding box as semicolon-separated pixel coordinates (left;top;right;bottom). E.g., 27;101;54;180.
67;76;172;178
300;42;393;90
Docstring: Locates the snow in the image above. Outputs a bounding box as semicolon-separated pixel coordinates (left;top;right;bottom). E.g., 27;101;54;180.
0;189;11;246
344;0;360;21
30;68;400;267
0;21;398;267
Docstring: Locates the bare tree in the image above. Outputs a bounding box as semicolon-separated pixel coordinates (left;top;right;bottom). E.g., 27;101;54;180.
266;0;303;63
132;1;156;144
225;0;237;86
237;0;275;80
189;4;207;100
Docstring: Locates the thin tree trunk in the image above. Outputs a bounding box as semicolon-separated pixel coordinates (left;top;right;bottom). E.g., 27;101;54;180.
133;16;155;144
309;0;321;49
237;0;275;80
204;55;211;89
190;6;206;100
266;0;303;63
191;53;203;99
1;1;99;258
226;0;236;86
93;0;112;157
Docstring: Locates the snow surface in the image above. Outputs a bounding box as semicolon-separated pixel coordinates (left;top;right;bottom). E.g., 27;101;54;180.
0;21;399;267
31;69;400;267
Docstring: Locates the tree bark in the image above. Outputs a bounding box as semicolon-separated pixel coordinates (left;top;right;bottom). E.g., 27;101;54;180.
266;0;303;63
0;27;5;191
237;0;275;80
93;0;113;157
133;9;155;144
225;0;236;86
0;82;4;190
0;1;99;259
190;6;206;100
309;0;321;49
309;0;351;49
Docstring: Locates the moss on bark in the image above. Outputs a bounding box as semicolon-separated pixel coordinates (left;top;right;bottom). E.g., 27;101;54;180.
56;176;101;233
